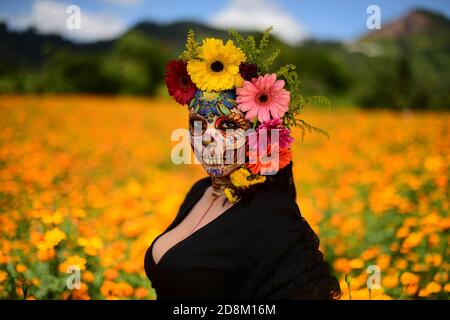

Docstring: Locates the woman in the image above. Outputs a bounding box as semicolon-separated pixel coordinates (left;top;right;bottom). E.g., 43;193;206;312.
144;30;341;300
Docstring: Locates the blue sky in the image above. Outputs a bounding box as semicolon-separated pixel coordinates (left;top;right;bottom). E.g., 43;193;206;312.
1;0;449;43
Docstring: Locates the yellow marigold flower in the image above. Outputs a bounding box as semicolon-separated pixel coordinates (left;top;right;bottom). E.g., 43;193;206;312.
230;167;266;189
16;264;27;273
224;188;238;204
43;227;66;248
444;283;450;292
59;255;87;273
41;210;64;225
187;38;245;91
349;258;364;269
78;236;103;256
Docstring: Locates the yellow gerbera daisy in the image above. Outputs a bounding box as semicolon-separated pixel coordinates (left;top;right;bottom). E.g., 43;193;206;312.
187;38;246;91
230;167;266;189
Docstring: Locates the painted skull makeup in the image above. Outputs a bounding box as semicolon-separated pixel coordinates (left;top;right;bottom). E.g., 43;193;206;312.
189;90;251;177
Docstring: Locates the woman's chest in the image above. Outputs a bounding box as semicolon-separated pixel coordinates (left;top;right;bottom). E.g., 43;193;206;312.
147;213;255;299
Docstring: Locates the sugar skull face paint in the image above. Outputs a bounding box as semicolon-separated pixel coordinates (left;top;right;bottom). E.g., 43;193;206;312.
189;90;251;177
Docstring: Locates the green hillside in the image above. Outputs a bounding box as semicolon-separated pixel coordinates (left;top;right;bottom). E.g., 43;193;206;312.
0;8;448;109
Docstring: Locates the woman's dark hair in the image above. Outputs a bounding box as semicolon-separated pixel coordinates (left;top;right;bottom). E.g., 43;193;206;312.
237;161;297;201
265;161;296;201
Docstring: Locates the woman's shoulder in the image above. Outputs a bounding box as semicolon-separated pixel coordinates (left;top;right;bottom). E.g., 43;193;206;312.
240;187;309;252
242;186;301;224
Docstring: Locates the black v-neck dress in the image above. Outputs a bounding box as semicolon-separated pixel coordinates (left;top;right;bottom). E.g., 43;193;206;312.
144;177;340;300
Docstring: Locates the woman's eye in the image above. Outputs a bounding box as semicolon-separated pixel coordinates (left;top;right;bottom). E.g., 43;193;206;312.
216;117;239;130
189;118;206;134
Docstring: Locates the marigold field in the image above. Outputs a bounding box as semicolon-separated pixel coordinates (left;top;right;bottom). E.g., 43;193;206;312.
0;95;448;300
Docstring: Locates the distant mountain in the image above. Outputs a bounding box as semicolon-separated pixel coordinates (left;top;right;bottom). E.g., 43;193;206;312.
0;8;448;109
127;21;234;54
0;20;262;70
0;22;113;69
350;8;450;109
362;8;450;41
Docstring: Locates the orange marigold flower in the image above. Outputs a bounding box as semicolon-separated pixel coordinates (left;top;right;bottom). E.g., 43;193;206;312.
382;275;399;289
16;264;27;273
349;258;364;269
333;258;351;274
400;271;420;295
103;268;119;281
134;287;149;299
82;271;95;283
0;270;7;282
37;249;55;262
402;232;423;249
425;253;443;267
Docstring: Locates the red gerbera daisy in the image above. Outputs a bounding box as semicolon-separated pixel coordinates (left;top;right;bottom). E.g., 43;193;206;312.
165;60;197;105
239;62;258;81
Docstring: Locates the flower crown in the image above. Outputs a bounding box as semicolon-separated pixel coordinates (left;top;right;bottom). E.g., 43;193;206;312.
165;27;327;202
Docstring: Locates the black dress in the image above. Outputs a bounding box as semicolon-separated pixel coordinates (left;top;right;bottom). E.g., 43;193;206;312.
144;177;341;300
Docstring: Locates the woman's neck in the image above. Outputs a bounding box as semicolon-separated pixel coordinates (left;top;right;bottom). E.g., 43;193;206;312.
211;176;231;197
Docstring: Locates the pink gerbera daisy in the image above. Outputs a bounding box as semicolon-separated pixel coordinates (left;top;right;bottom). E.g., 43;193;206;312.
236;73;290;123
256;118;294;149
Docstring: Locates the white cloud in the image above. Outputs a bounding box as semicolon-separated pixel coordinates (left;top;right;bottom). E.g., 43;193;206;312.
208;0;307;45
9;0;126;42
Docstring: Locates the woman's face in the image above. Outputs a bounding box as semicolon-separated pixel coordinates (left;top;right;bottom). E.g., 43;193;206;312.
189;91;251;177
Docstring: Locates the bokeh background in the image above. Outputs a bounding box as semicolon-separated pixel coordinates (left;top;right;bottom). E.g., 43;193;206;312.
0;0;449;300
